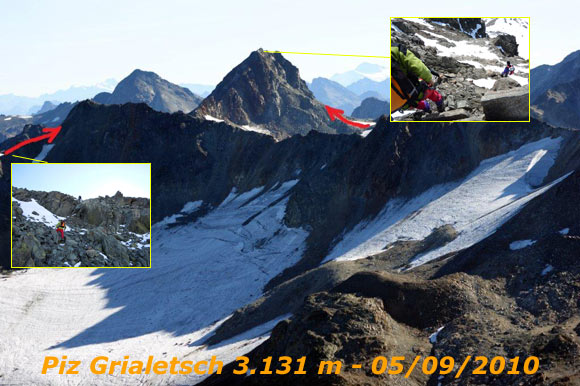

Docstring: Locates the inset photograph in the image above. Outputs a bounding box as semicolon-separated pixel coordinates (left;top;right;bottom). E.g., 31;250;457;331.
390;17;530;122
11;163;151;268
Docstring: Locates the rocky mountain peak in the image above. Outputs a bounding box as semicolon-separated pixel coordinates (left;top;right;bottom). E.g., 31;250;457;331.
194;49;354;139
97;69;203;113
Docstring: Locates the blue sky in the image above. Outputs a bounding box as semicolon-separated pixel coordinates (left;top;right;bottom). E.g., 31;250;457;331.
0;0;573;96
12;163;150;198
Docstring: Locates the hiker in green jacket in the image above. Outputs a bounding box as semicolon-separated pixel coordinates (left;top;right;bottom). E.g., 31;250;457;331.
391;44;444;113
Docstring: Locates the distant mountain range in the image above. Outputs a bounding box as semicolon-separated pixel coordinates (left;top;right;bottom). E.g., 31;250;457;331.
180;84;215;98
307;62;388;115
0;79;117;115
0;78;216;116
330;62;389;86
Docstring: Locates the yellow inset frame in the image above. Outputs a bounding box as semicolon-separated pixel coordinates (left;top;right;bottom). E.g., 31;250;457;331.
389;16;531;123
10;162;152;269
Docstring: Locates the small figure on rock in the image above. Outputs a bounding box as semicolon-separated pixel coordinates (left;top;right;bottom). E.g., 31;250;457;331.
391;43;445;114
501;61;515;77
78;195;82;202
56;220;67;243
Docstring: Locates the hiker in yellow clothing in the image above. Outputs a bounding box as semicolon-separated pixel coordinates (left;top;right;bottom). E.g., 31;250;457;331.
391;43;444;113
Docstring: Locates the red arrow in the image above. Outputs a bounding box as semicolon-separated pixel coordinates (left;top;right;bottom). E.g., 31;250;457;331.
324;105;370;129
3;126;62;156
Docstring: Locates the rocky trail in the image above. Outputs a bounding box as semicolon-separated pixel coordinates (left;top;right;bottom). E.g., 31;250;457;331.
391;18;529;121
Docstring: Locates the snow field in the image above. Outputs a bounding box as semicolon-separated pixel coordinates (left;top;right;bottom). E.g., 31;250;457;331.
324;137;564;268
12;197;65;227
0;180;307;385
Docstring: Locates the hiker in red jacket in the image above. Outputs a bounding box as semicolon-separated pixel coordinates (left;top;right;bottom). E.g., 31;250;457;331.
56;220;66;242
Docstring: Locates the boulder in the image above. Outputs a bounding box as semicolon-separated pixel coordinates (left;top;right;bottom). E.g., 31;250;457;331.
12;233;45;267
493;34;518;57
492;77;521;91
427;109;471;121
481;87;529;120
86;249;102;259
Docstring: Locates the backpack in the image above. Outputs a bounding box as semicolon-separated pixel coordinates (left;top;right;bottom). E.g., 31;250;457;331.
391;44;423;108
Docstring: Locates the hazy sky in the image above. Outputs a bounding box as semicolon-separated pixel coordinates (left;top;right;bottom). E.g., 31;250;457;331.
12;163;150;198
0;0;573;96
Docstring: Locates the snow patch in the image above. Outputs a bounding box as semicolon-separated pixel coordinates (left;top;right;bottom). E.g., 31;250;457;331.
34;144;55;161
158;200;203;226
485;18;529;60
240;125;271;136
204;115;224;123
541;264;554;276
473;78;496;89
12;198;64;227
509;239;536;250
430;326;445;343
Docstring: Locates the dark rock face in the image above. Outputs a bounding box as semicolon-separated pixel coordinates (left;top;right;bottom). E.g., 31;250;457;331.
30;101;358;226
195;49;354;139
308;77;361;115
427;18;487;38
33;101;76;126
11;187;149;267
531;51;580;128
351;97;388;119
99;69;202;113
481;87;529;120
493;34;519;56
531;50;580;103
532;77;580;129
